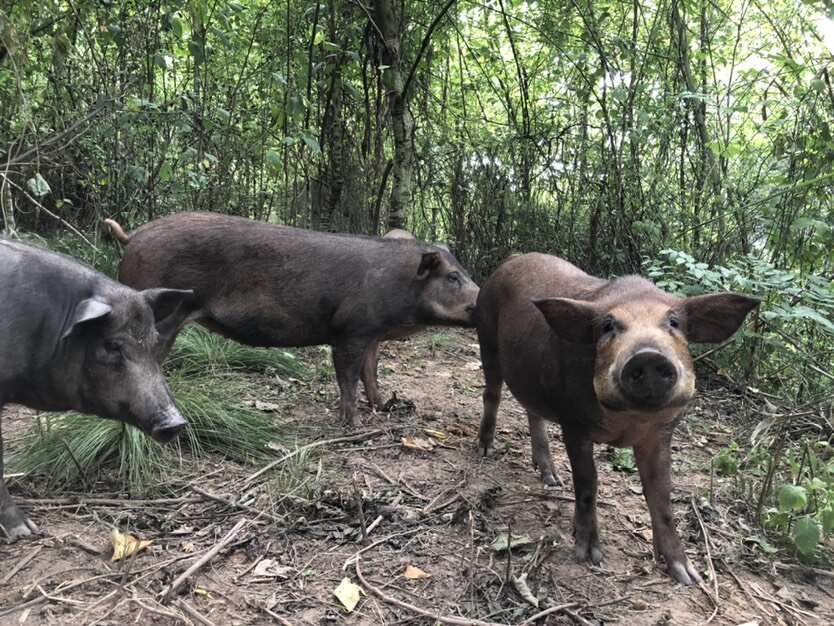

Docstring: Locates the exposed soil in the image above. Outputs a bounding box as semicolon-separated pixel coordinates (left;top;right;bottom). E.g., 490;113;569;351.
1;329;832;625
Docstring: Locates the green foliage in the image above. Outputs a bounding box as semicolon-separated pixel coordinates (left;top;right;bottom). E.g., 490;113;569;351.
713;442;740;476
610;448;636;473
168;326;309;379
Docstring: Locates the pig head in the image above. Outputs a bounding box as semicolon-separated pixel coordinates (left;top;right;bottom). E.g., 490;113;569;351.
0;238;195;541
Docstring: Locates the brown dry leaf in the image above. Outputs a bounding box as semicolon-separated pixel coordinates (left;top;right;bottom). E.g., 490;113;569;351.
401;436;436;452
333;577;364;612
252;559;294;579
111;528;152;561
403;565;431;580
463;361;482;371
182;541;197;553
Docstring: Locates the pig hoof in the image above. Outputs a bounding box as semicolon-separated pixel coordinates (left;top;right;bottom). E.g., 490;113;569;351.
574;541;603;565
0;515;38;543
669;560;702;586
540;470;559;487
476;442;491;457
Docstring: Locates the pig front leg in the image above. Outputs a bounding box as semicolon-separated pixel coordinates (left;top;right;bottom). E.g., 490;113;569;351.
563;427;602;564
633;433;703;585
528;412;559;487
332;342;371;428
0;407;38;542
360;341;383;409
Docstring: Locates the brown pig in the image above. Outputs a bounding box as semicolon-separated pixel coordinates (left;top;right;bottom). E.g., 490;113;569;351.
476;253;759;584
105;213;479;427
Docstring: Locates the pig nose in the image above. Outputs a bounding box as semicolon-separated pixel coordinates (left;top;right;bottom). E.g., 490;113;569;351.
619;349;678;406
150;406;187;443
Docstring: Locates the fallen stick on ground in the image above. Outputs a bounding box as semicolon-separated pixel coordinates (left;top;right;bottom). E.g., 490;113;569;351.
1;544;43;584
355;557;514;626
192;486;284;524
160;518;248;604
342;527;423;571
177;598;218;626
242;430;386;486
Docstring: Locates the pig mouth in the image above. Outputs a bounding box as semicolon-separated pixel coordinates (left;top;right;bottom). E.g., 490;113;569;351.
148;406;187;443
599;395;691;414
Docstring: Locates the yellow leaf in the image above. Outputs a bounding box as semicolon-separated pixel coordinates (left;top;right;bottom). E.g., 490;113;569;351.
401;436;435;452
333;577;364;612
404;565;431;579
423;429;447;441
194;586;212;597
111;528;152;561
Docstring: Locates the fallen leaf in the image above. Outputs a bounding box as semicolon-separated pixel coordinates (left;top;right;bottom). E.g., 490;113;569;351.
182;542;197;553
464;361;482;371
254;400;281;412
401;436;436;452
252;559;294;579
491;532;535;553
423;429;447;441
111;528;152;561
404;565;431;579
194;586;212;597
511;572;538;607
333;577;364;612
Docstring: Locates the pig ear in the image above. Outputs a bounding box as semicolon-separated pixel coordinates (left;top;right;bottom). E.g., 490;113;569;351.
142;288;198;340
532;297;598;344
417;251;441;279
683;293;761;344
62;298;113;338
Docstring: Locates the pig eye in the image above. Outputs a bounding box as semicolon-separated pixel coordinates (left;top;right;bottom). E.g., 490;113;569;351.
446;272;461;286
668;316;680;329
601;316;616;334
103;340;122;354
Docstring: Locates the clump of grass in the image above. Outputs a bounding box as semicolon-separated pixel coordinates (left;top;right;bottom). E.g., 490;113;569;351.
167;326;309;378
9;367;289;496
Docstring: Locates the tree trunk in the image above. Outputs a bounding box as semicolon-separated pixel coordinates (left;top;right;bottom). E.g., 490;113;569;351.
373;0;414;230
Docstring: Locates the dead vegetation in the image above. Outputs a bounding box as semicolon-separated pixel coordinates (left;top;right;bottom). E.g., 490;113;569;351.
1;329;832;625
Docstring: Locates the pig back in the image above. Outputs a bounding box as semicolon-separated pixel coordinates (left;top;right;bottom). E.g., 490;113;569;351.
117;213;425;346
478;253;604;422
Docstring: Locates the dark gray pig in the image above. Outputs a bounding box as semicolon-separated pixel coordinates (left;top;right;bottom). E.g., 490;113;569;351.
0;238;194;541
104;213;479;427
476;253;759;584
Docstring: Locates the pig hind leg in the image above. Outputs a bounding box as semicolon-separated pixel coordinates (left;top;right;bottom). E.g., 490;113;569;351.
0;404;38;542
563;427;603;564
528;413;560;487
332;342;370;429
477;340;503;456
360;341;383;409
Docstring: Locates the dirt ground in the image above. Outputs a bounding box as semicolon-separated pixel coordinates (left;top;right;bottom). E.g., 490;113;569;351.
1;329;832;625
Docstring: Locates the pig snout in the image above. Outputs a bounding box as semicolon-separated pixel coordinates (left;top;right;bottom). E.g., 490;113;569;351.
618;348;679;407
149;406;187;443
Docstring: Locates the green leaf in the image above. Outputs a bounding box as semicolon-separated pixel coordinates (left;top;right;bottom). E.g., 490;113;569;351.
611;448;636;473
792;517;821;556
27;173;51;197
313;30;324;46
777;484;807;512
822;508;834;535
300;131;321;155
811;78;826;92
265;149;282;170
216;108;230;124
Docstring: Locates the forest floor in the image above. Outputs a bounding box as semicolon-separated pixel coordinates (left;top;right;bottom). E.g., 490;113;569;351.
1;328;833;625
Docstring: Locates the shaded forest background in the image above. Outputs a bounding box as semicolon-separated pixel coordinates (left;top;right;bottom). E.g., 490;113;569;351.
1;0;834;560
2;0;833;279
